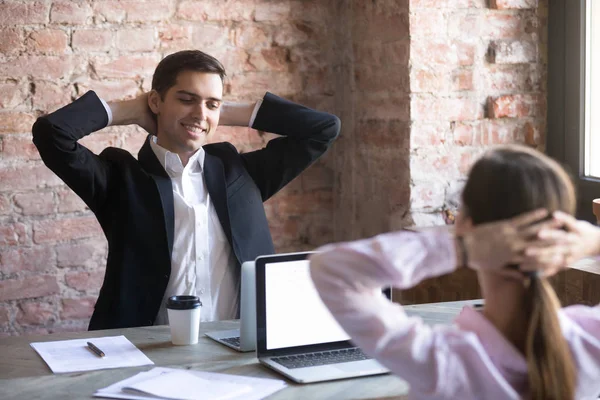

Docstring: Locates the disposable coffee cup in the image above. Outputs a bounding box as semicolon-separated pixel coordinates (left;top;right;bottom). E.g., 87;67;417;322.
166;295;202;345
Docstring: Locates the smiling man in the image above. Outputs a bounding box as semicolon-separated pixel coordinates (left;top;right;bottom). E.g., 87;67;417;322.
32;50;340;330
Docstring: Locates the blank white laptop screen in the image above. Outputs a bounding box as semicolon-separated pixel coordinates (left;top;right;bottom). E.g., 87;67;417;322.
265;260;350;350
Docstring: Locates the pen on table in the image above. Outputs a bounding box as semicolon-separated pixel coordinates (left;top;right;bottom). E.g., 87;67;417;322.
87;341;106;357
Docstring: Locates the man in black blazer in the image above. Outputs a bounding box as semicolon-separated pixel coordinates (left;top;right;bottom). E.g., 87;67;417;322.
32;50;340;330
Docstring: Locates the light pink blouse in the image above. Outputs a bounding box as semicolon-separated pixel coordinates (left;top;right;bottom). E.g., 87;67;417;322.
310;228;600;400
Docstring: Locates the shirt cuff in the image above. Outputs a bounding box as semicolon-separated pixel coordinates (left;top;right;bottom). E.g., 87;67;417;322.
99;97;113;127
248;99;263;128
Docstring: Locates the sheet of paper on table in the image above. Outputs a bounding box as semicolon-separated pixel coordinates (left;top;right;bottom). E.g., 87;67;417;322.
94;367;287;400
30;335;154;374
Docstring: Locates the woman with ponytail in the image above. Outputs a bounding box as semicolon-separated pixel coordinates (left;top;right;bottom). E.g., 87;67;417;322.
310;144;600;399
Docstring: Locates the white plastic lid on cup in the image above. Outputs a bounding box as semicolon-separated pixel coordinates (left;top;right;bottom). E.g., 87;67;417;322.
166;295;202;345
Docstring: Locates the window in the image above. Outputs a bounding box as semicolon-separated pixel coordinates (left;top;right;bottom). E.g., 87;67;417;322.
548;0;600;222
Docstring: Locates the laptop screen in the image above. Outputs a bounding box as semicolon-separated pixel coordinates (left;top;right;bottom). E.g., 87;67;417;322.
264;259;350;350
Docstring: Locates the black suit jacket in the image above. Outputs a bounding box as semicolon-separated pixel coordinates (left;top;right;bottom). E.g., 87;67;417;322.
32;91;340;330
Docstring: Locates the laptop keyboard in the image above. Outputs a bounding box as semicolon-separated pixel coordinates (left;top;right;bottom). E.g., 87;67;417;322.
221;336;241;347
272;348;370;369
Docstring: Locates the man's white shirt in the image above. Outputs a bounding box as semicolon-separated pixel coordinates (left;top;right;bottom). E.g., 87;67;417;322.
99;97;262;324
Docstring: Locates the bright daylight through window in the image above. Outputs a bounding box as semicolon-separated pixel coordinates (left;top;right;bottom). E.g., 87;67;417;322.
585;0;600;177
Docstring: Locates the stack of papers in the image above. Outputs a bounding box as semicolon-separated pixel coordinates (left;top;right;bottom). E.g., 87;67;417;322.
30;335;154;373
94;367;287;400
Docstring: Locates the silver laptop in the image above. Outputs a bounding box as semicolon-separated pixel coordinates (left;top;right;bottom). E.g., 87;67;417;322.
255;252;390;384
205;260;257;352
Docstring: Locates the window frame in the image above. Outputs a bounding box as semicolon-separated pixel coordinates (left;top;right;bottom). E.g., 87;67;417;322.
547;0;600;222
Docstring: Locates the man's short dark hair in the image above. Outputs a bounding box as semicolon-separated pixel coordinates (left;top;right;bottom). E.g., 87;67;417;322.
151;50;226;98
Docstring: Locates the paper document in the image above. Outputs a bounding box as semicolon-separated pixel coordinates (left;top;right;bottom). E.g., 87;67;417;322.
30;335;154;374
94;367;287;400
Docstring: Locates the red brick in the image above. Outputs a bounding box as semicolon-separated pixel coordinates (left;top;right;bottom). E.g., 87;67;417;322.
158;25;193;51
410;121;449;148
50;1;92;24
33;217;103;244
453;121;482;146
121;129;149;154
410;9;447;37
490;40;537;64
0;276;59;301
447;11;481;38
94;0;171;22
0;1;49;25
0;306;9;325
485;64;542;92
254;2;291;21
32;81;73;112
212;47;250;74
0;166;62;191
524;120;543;146
353;40;410;67
116;28;156;52
14;191;56;216
26;29;69;54
72;29;113;52
411;39;476;66
48;320;88;334
61;297;95;319
491;0;538;9
411;68;474;93
57;189;88;213
487;94;542;118
0;112;37;134
0;246;55;274
65;270;105;291
273;23;311;47
458;148;479;174
232;24;269;49
78;132;120;154
0;195;11;215
56;239;107;268
76;80;139;102
16;301;57;325
481;119;527;145
411;181;446;211
2;135;41;160
411;95;483;121
482;13;530;39
189;24;230;50
228;72;302;98
0;56;75;80
178;0;253;21
91;55;159;79
0;222;27;246
248;47;289;72
0;81;27;109
0;28;24;54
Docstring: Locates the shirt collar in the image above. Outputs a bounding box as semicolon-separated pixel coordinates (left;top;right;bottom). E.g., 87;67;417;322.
149;136;205;176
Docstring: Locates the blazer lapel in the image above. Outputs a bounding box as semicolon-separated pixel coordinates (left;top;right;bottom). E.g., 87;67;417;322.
203;152;233;248
138;136;175;257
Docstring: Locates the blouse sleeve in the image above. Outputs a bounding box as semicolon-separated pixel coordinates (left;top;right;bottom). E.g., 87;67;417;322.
309;228;458;393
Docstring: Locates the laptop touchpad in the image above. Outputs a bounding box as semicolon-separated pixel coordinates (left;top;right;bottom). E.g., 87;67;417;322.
334;360;385;374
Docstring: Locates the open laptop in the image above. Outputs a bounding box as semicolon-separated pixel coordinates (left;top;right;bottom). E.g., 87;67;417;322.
205;260;257;352
255;252;390;384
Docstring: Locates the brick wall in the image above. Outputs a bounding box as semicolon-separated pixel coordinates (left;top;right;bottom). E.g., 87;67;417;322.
0;0;337;336
0;0;548;335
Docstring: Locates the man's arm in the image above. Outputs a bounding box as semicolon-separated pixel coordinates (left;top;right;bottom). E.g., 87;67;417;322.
230;92;340;201
32;91;115;213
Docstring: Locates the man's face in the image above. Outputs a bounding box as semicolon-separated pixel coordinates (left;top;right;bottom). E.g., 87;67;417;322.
149;70;223;156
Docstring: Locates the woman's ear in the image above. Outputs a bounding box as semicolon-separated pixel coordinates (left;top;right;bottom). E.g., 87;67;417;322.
148;90;161;115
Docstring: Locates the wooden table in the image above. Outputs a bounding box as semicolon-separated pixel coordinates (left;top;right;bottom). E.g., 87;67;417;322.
0;300;480;400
